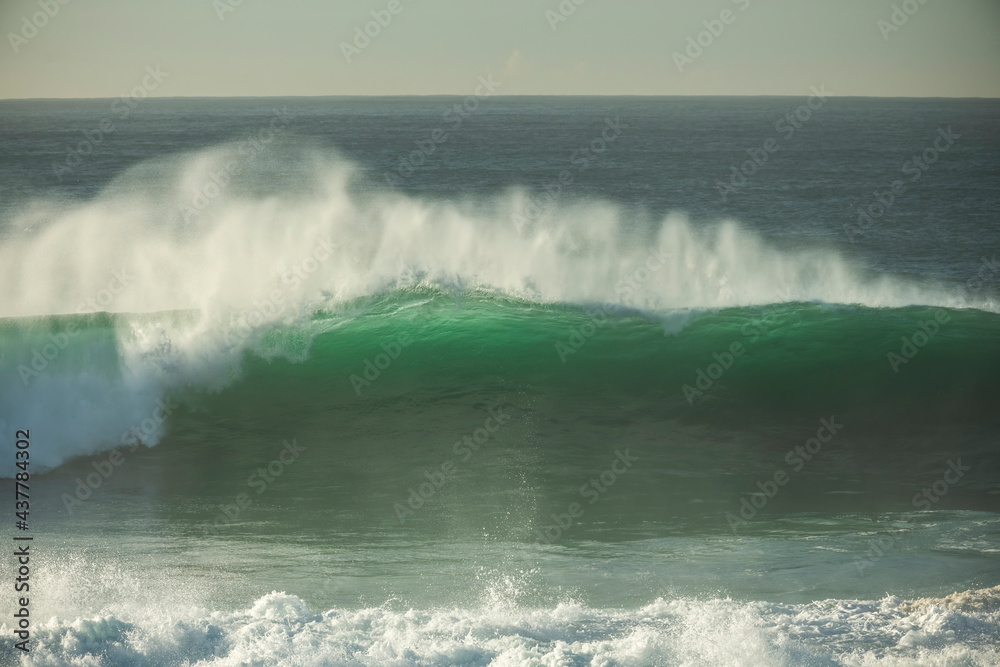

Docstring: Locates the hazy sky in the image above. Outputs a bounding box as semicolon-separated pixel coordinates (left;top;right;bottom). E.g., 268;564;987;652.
1;0;998;98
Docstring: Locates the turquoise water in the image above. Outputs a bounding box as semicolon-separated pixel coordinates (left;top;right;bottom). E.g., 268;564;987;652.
1;97;999;665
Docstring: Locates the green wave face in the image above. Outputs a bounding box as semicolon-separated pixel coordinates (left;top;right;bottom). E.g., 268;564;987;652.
260;294;1000;420
5;294;1000;430
4;295;1000;533
204;297;1000;536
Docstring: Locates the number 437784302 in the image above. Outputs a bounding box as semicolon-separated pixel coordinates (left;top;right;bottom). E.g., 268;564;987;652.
15;429;30;528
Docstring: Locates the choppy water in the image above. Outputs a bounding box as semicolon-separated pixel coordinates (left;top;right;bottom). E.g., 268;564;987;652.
1;96;998;665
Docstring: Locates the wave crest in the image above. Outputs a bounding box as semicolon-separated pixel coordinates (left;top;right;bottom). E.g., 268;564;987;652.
1;147;995;475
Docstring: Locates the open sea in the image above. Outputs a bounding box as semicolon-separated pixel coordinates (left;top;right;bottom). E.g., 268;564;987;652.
0;96;999;666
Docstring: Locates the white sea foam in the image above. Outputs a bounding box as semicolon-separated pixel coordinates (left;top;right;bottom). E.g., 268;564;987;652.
1;147;996;477
2;147;993;321
3;589;999;666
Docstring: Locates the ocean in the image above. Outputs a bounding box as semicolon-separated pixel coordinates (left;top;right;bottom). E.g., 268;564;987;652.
0;96;998;666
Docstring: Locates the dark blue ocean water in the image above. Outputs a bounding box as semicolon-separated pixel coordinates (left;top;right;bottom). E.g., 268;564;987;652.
1;97;999;666
2;96;999;283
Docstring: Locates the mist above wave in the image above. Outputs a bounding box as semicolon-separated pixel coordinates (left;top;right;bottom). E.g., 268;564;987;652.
0;145;992;475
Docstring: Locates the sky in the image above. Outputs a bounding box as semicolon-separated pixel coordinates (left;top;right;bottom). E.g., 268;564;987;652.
1;0;998;99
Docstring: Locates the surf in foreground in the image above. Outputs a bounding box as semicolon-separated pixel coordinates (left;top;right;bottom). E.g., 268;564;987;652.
4;587;999;666
1;143;998;667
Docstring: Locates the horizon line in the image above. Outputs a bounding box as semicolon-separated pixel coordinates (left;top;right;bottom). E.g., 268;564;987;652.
1;93;999;102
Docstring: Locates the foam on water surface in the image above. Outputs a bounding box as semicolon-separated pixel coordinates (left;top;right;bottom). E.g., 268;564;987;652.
4;588;999;666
